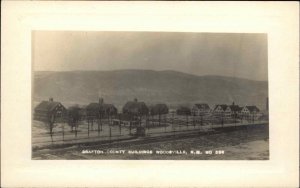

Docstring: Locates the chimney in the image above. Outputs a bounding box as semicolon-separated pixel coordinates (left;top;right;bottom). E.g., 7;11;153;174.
134;98;138;102
99;98;104;104
49;98;53;102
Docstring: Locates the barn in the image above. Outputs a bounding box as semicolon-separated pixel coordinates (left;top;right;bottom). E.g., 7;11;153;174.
34;98;67;122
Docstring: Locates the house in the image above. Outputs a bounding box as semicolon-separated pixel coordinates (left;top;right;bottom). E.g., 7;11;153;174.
191;103;210;116
122;98;149;116
34;98;67;122
225;102;242;118
241;106;260;119
213;104;228;116
86;98;118;120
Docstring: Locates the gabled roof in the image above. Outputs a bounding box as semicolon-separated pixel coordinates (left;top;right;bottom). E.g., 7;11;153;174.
214;104;228;111
86;103;117;111
229;105;242;112
245;106;260;112
34;101;64;112
123;101;149;115
194;103;210;110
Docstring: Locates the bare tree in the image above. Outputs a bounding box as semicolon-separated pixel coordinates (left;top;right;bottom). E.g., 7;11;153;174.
67;106;82;138
150;104;169;127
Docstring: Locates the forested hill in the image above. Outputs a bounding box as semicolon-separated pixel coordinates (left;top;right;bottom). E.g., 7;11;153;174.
33;70;268;110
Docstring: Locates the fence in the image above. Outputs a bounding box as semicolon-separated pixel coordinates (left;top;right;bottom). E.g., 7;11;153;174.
32;113;268;148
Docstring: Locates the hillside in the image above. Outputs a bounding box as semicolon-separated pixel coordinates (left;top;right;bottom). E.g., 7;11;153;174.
33;70;268;110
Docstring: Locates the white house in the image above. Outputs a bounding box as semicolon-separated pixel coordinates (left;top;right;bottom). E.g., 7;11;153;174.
213;104;228;116
225;103;242;118
241;106;260;119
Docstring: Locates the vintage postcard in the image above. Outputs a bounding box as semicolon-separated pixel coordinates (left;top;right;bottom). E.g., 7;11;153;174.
2;1;299;187
32;31;269;160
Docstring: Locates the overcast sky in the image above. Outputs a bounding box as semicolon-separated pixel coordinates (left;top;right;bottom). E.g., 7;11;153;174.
33;31;268;81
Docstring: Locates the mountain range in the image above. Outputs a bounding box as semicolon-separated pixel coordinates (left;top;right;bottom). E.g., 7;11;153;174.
33;70;268;110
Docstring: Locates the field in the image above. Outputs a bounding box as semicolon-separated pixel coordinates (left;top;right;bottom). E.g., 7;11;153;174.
32;123;269;160
32;114;265;148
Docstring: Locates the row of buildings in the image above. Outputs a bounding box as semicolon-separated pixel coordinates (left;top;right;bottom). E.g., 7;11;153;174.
191;102;260;118
34;97;263;123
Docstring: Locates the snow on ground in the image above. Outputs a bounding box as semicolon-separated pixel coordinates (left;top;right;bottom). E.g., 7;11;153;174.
32;125;269;160
32;119;268;149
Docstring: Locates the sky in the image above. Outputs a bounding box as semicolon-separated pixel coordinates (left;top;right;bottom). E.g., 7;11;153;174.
33;31;268;81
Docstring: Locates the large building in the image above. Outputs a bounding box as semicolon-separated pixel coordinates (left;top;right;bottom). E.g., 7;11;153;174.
122;98;149;116
213;104;228;116
86;98;118;120
34;98;66;122
225;102;243;118
191;103;210;116
241;106;260;119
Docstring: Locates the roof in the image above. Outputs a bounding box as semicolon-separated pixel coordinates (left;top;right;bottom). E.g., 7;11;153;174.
86;103;117;111
214;104;228;111
34;101;64;112
123;101;149;115
229;105;242;112
194;103;210;110
245;106;260;112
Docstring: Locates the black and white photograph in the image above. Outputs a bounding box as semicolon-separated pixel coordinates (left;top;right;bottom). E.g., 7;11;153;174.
2;1;299;187
32;31;269;160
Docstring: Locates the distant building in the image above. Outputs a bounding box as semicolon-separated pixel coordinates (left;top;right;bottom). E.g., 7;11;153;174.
191;103;210;116
86;98;118;120
225;102;242;118
34;98;66;122
122;98;149;116
241;106;260;119
213;104;228;116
